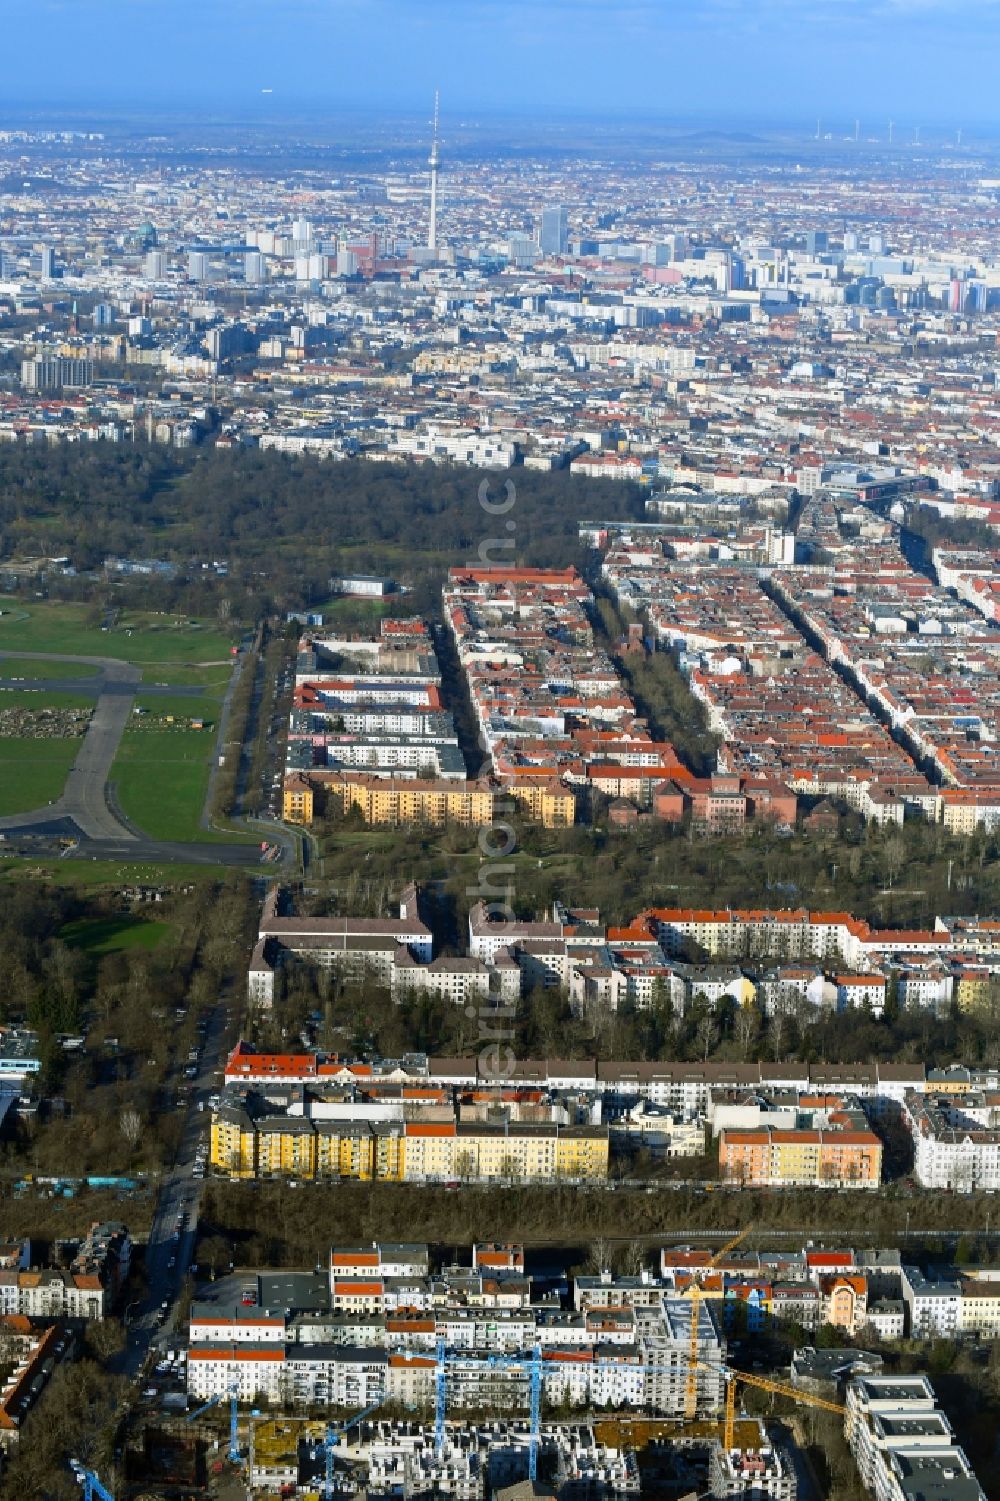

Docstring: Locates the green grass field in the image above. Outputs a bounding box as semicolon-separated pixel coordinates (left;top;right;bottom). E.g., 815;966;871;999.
112;728;255;844
0;688;97;711
0;598;236;665
0;738;79;815
59;914;173;955
143;663;235;689
131;692;222;724
314;597;392;619
0;657;96;679
0;859;228;888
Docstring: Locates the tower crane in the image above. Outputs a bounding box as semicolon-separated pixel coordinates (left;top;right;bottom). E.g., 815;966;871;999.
185;1381;241;1463
682;1229;750;1420
435;1343;544;1481
318;1398;385;1500
716;1363;845;1451
69;1462;115;1501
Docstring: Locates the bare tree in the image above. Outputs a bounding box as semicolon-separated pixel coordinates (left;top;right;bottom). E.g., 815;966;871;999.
735;1004;759;1060
119;1108;142;1150
587;1237;612;1275
696;1009;717;1062
620;1240;647;1278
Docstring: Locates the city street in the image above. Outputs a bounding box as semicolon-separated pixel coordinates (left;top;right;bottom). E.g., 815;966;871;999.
122;1000;230;1380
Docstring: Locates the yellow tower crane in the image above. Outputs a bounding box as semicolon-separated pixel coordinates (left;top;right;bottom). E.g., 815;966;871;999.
717;1368;840;1446
719;1365;845;1451
684;1229;750;1421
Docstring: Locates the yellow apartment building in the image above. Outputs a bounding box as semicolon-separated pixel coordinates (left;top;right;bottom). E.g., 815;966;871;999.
209;1109;608;1184
505;780;577;828
282;773;315;826
955;967;995;1015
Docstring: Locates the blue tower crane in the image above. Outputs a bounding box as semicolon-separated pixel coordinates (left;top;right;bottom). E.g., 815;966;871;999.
434;1337;447;1457
69;1462;115;1501
319;1397;385;1500
185;1381;241;1463
435;1344;545;1481
527;1343;542;1483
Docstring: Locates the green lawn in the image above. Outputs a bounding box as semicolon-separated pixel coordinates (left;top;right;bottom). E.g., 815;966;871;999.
112;728;254;844
131;692;223;724
0;860;229;889
59;914;173;955
0;689;96;711
0;657;95;679
144;663;234;689
0;738;78;814
314;597;392;619
0;598;236;665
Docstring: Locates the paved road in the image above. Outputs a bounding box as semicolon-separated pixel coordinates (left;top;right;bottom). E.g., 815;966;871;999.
0;647;287;867
123;1001;231;1379
0;674;203;697
0;650;141;841
68;836;273;867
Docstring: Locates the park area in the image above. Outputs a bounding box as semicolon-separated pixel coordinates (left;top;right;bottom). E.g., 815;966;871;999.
59;912;174;956
0;737;81;815
0;597;236;665
112;727;241;843
0;598;245;842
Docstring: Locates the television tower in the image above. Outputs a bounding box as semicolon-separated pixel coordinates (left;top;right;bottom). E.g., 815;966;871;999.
428;89;440;253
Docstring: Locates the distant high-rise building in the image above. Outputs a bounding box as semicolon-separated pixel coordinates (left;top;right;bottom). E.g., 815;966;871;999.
92;303;114;328
843;231;860;253
206;322;250;362
804;230;828;255
292;218;314;250
508;235;538;269
295;253;327;283
667;232;688;263
727;252;747;292
36;245;55;280
188;251;209;282
21;355;93;390
867;233;884;254
144;249;167;279
244;251;264;283
539;204;568;256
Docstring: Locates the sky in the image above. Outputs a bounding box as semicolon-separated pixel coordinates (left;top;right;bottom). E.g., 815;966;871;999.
3;0;1000;130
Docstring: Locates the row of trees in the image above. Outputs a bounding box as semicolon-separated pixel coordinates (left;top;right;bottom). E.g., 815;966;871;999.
258;938;1000;1073
0;441;645;621
0;875;258;1176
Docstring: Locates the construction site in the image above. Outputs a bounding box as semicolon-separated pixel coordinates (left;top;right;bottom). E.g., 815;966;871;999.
109;1408;804;1501
69;1232;839;1500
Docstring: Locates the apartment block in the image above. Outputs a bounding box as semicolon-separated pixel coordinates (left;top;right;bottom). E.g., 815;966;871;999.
903;1089;1000;1191
845;1374;985;1501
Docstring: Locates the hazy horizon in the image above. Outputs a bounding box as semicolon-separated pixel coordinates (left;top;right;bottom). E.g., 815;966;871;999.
3;0;999;131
